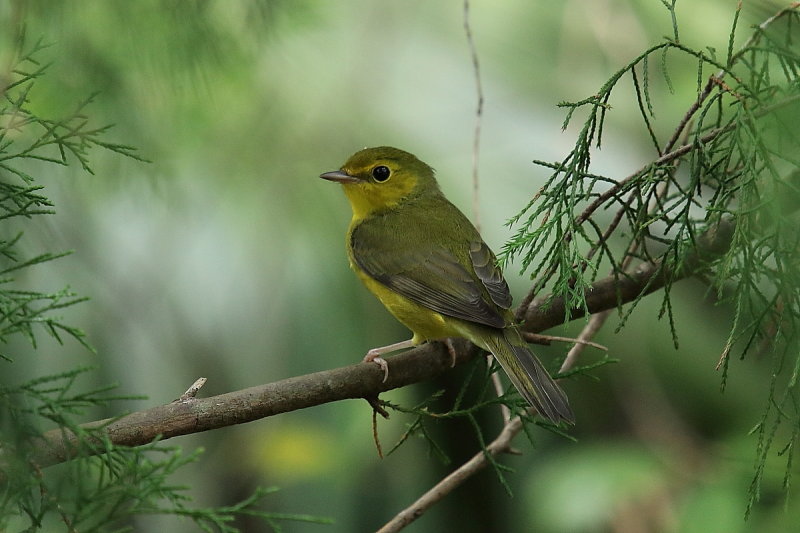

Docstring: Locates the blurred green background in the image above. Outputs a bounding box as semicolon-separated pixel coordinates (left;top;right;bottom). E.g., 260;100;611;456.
1;1;796;531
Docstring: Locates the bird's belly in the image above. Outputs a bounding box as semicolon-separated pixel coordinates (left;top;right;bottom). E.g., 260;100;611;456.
356;271;463;343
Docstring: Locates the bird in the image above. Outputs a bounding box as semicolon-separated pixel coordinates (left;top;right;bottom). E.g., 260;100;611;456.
320;146;574;424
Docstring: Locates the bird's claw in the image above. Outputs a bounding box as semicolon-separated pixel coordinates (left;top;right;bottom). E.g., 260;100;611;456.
364;350;390;383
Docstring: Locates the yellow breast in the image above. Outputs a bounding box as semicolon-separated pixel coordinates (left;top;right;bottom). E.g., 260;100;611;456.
350;260;463;344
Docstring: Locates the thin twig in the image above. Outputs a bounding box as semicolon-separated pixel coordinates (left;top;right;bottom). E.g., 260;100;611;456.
464;0;507;423
559;311;614;373
523;332;608;352
366;395;390;419
376;415;525;533
32;462;77;533
463;0;484;232
174;377;207;402
488;356;511;423
372;408;384;459
662;75;716;154
579;188;638;276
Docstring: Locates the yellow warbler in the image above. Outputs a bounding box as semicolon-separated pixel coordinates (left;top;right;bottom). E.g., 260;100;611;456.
321;147;573;424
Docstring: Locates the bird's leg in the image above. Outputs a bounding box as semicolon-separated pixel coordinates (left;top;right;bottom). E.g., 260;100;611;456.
364;339;416;383
442;338;458;368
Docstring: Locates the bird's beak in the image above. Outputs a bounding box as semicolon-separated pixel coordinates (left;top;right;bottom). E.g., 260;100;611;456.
319;170;361;183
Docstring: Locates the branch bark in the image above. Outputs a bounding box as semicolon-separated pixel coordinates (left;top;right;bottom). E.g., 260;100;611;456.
18;217;734;471
521;217;734;331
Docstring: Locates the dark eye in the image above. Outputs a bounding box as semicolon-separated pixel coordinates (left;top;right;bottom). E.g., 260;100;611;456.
371;165;391;182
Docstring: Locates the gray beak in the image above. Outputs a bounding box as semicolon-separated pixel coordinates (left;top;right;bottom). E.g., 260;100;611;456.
319;170;361;183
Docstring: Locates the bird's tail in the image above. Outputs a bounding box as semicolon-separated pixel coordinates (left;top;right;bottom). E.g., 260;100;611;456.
480;327;574;424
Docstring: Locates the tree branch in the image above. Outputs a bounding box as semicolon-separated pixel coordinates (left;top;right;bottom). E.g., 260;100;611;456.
15;217;734;472
29;338;473;469
521;216;734;331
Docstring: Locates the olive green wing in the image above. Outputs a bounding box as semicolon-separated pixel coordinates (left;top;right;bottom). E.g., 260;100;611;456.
350;217;512;329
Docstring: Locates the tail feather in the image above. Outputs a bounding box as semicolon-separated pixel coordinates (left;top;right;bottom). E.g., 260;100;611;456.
482;328;574;424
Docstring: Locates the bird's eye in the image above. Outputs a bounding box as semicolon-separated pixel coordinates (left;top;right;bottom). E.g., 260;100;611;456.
371;165;391;182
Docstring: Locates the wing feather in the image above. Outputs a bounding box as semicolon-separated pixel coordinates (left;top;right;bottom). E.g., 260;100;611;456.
469;240;513;309
351;208;513;329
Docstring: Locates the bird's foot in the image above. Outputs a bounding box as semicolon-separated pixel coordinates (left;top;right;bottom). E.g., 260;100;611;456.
362;338;416;383
363;350;390;383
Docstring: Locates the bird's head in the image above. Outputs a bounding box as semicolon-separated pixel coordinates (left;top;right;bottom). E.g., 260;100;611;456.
320;146;439;220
